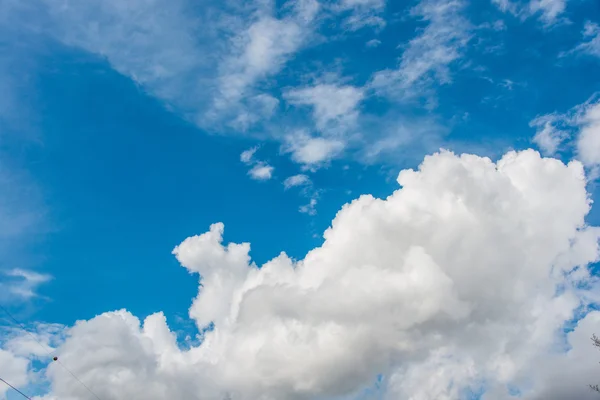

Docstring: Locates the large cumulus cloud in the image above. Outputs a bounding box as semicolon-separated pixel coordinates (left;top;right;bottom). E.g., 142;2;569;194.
29;150;600;399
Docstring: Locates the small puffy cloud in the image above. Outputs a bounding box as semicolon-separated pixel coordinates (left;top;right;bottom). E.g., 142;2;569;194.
365;38;381;48
240;147;274;181
240;147;258;164
282;131;346;167
248;163;274;181
284;83;364;133
31;149;600;400
283;174;311;189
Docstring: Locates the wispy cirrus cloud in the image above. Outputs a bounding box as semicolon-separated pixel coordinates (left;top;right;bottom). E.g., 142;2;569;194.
0;159;48;282
0;269;52;303
5;0;319;136
561;21;600;59
333;0;387;31
2;0;469;177
529;0;568;24
36;0;212;111
283;173;318;215
370;0;472;100
207;0;320;129
492;0;570;26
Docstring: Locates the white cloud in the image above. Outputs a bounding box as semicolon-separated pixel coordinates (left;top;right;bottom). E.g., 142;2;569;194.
0;162;46;255
240;147;274;181
337;0;385;11
44;310;221;400
0;269;52;303
370;0;471;99
230;94;280;132
209;0;320;124
217;18;304;103
7;148;598;400
0;348;28;398
36;0;209;110
584;21;599;37
334;0;386;31
0;322;65;399
528;0;567;25
365;39;382;48
240;147;258;164
492;0;517;12
564;21;600;58
2;0;453;171
530;114;569;155
530;95;600;167
2;323;64;359
284;83;364;133
519;311;600;400
492;0;570;26
298;197;318;215
500;78;515;90
6;0;317;135
359;116;447;165
282;131;346;167
576;102;600;167
283;174;311;189
283;174;318;215
248;163;274;181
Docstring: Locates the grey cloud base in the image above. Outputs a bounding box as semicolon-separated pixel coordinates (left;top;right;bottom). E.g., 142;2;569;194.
33;149;600;400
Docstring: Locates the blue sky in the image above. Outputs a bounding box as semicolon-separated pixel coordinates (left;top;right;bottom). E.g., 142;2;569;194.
2;0;600;399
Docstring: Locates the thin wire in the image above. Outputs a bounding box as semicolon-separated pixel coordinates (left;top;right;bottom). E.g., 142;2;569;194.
55;359;103;400
0;305;50;355
0;304;103;400
0;377;32;400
